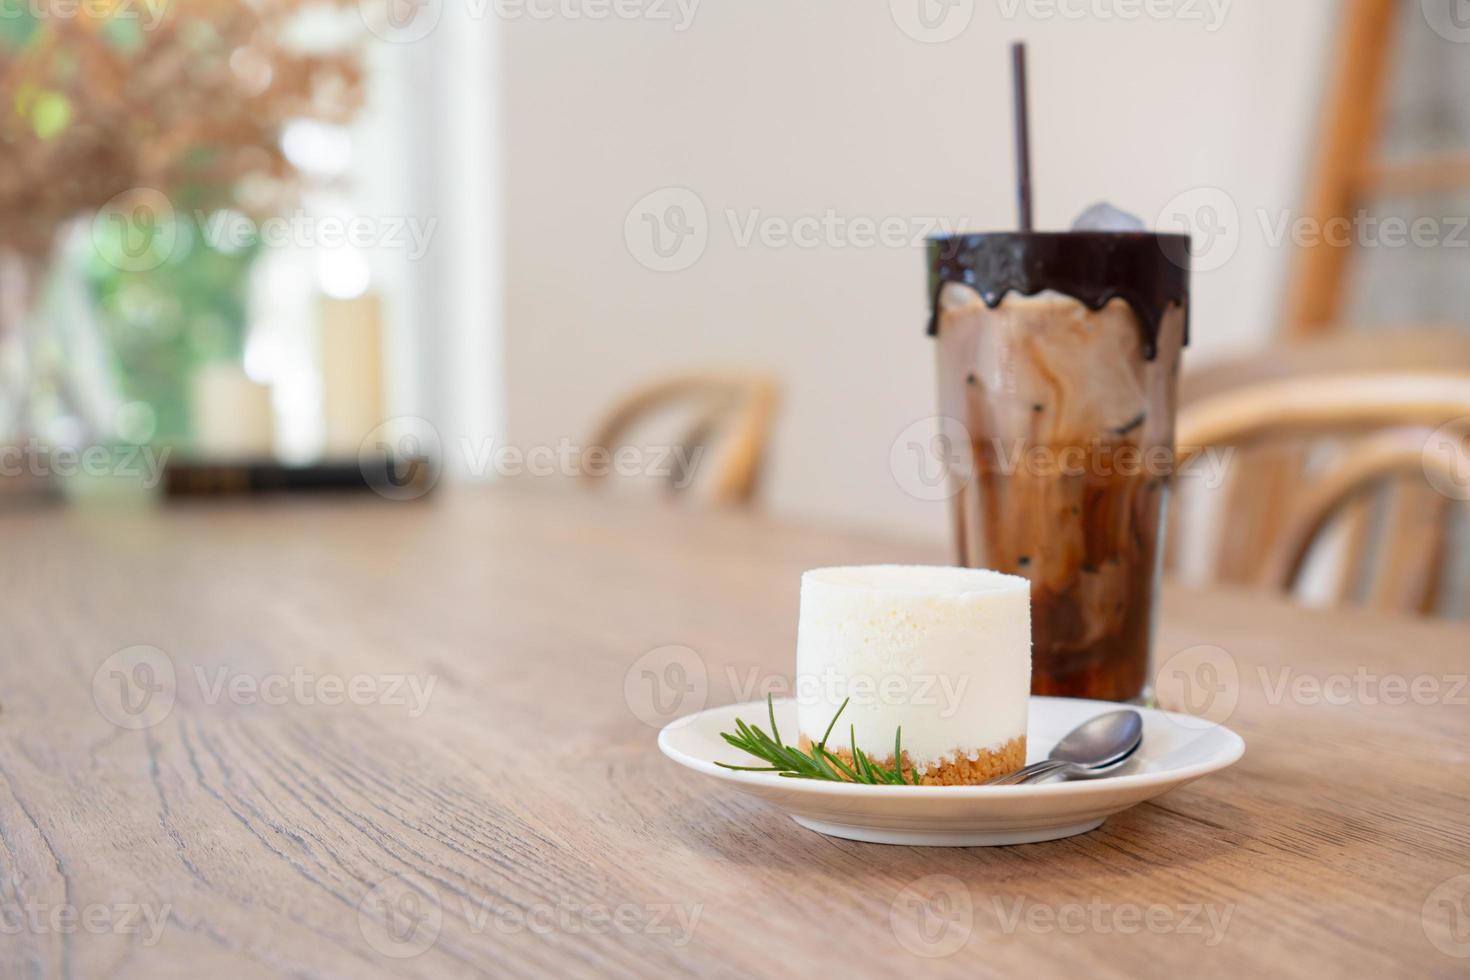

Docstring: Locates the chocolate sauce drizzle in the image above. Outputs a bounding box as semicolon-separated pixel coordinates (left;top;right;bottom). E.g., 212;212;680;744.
926;232;1191;360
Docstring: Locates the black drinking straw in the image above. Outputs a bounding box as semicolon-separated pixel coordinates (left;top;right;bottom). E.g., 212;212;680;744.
1011;41;1034;232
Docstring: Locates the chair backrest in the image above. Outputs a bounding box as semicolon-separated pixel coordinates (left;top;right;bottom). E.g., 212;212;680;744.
1182;327;1470;402
583;372;780;507
1174;328;1470;590
1175;371;1470;618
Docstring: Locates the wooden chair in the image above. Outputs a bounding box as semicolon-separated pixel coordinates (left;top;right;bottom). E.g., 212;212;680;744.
583;372;780;507
1174;371;1470;618
1175;328;1470;588
1282;0;1470;336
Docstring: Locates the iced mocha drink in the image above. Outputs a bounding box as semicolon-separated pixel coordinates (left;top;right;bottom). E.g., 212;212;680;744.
927;232;1190;701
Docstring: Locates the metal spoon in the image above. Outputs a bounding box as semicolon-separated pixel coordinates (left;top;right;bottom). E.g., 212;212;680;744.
986;710;1143;786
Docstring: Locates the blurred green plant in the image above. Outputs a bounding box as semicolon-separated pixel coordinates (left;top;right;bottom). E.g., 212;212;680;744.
85;212;260;443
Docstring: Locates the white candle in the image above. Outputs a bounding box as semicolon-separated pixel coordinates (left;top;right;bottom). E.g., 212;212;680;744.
319;293;385;457
191;363;274;458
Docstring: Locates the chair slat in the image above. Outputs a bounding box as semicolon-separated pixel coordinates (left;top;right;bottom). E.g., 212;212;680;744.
1215;444;1303;584
1331;492;1376;606
1368;482;1450;615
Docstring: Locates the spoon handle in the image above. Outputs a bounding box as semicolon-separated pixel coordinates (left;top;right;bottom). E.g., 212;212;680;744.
987;759;1070;786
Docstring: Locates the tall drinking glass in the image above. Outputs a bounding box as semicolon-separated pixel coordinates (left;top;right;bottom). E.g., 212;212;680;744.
928;232;1190;701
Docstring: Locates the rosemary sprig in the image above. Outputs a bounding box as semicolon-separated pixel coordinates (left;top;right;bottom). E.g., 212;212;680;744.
715;695;921;785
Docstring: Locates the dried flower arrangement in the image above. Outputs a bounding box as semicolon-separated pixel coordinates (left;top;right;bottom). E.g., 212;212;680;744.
0;0;365;264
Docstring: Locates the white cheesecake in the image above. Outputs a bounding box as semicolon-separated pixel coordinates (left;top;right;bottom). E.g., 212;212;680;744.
795;565;1031;784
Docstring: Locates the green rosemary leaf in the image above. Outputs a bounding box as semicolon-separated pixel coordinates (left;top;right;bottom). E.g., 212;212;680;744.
850;725;872;783
815;746;861;783
747;724;813;772
818;697;849;750
805;746;841;780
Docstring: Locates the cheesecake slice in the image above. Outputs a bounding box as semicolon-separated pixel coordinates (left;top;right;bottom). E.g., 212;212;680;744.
795;565;1030;785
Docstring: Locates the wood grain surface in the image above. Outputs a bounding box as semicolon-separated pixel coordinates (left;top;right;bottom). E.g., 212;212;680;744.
1;486;1467;978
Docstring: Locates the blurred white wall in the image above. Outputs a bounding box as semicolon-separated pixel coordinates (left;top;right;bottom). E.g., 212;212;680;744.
501;0;1335;540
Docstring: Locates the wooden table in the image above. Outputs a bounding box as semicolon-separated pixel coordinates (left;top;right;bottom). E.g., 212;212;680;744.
2;487;1467;978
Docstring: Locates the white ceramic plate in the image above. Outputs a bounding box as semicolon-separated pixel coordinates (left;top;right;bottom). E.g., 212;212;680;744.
659;696;1244;846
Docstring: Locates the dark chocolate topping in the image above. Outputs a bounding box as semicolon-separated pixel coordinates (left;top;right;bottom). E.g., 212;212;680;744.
926;231;1191;360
